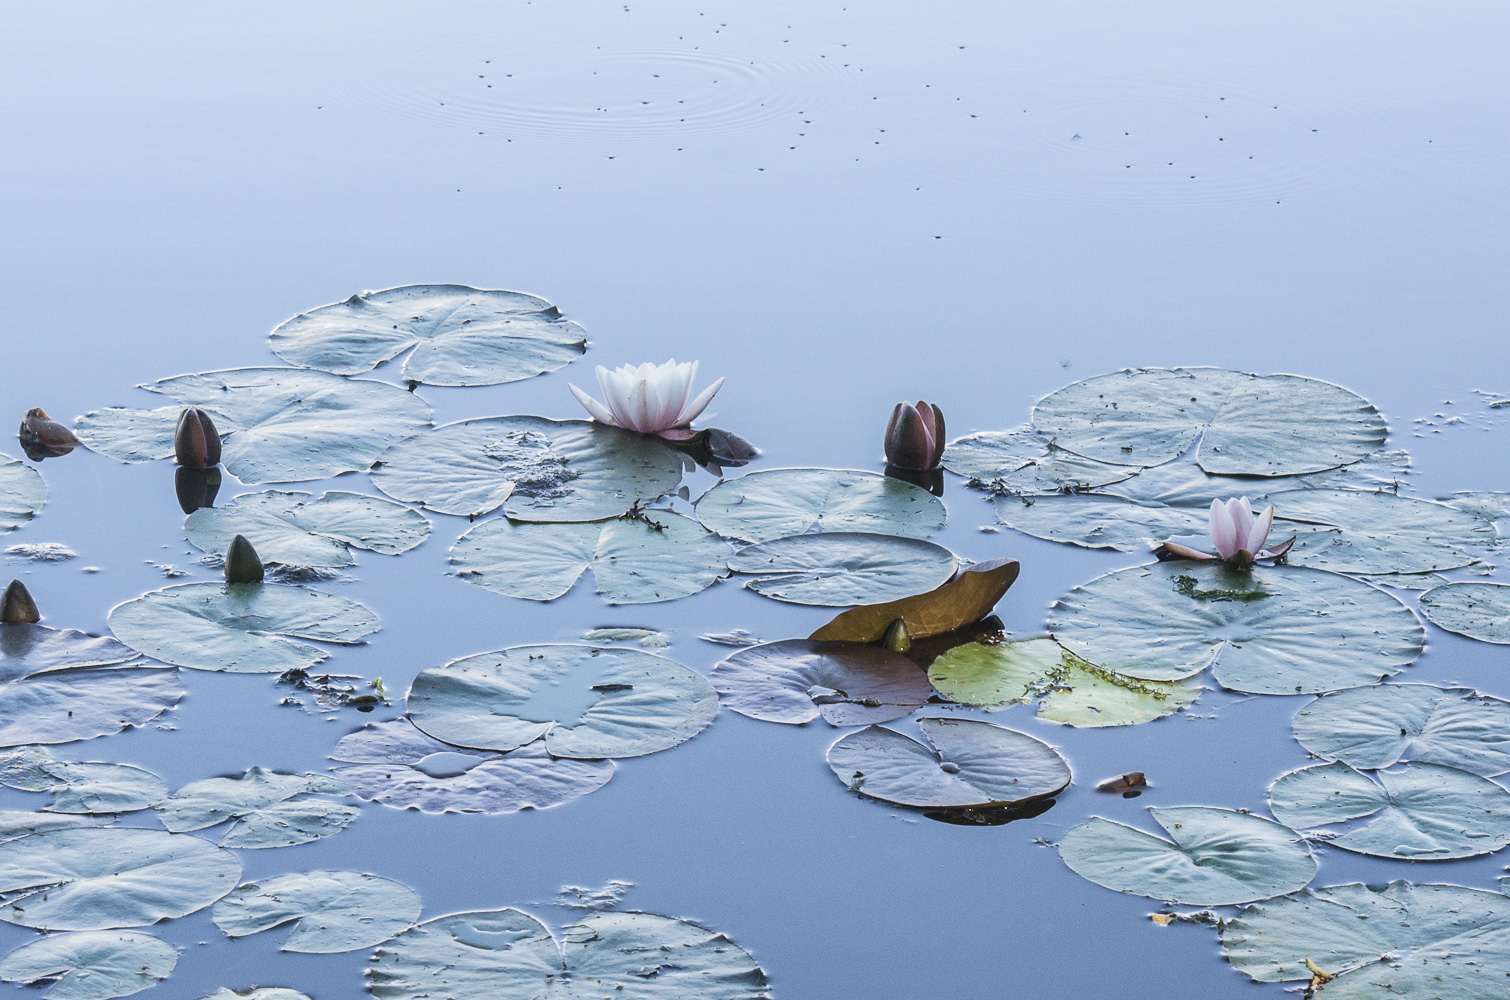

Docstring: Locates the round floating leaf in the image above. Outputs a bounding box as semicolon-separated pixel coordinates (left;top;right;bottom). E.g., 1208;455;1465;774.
450;512;729;604
1442;490;1510;532
809;558;1019;644
269;284;586;386
1268;761;1510;859
156;767;357;849
1293;683;1510;776
330;719;614;814
1110;448;1412;506
140;367;432;483
109;581;380;674
0;625;140;685
1058;806;1317;906
185;490;430;568
0;827;240;930
1048;562;1424;692
367;907;769;1000
994;493;1208;552
0;455;46;532
198;992;310;1000
1257;489;1492;576
943;427;1139;491
408;645;718;759
1419;582;1510;643
0;811;106;844
0;666;184;748
711;639;931;726
694;467;945;543
213;869;421;953
827;718;1070;808
727;532;957;607
1;759;166;814
73;405;223;464
0;930;176;1000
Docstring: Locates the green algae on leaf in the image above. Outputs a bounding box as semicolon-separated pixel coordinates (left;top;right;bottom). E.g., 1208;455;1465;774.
711;639;932;726
1292;683;1510;776
0;455;46;532
185;490;430;568
694;467;945;543
1418;581;1510;643
0;930;177;1000
0;665;184;748
213;869;421;953
727;532;957;607
156;767;358;849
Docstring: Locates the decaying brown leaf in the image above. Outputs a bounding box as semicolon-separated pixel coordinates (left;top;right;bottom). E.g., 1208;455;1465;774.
1096;771;1147;793
809;557;1020;644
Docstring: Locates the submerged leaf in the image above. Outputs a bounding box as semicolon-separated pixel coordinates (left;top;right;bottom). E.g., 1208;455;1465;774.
728;532;958;607
156;767;357;849
711;639;931;726
694;467;945;543
809;558;1019;644
1292;683;1510;776
185;490;430;568
0;930;176;1000
0;455;46;532
213;870;421;953
1418;581;1510;643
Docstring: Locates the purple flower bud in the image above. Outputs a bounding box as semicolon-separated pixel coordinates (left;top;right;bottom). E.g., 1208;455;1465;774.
884;400;946;470
174;407;222;469
17;408;78;459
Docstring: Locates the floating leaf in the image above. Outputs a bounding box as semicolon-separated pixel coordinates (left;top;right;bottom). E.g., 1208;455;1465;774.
0;930;176;1000
213;869;421;953
1058;806;1317;906
73;406;217;464
1047;562;1424;692
0;757;166;814
0;666;184;748
198;992;311;1000
0;455;46;532
367;908;769;999
694;467;945;543
408;645;718;759
943;427;1139;491
330;719;614;814
1268;760;1510;859
0;625;140;684
185;490;430;568
1254;489;1492;576
993;494;1208;552
1292;683;1510;776
109;581;380;673
727;532;957;607
0;827;240;929
826;718;1070;808
269;284;586;386
809;558;1019;643
0;811;105;843
1419;581;1510;643
711;639;931;726
450;513;729;604
1441;490;1510;534
156;767;357;849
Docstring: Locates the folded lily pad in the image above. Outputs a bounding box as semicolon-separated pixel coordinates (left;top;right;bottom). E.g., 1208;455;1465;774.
827;718;1070;808
728;532;958;607
408;645;718;759
270;284;586;386
1418;581;1510;643
694;467;945;543
0;665;184;748
155;767;358;849
1058;806;1317;906
109;581;381;673
1047;562;1424;692
0;930;177;1000
0;455;46;532
0;625;141;685
943;427;1139;491
371;415;685;520
330;719;615;814
213;869;421;953
0;756;167;814
809;558;1019;643
185;490;430;568
0;826;240;929
450;512;729;604
711;639;931;726
1267;760;1510;859
1292;683;1510;776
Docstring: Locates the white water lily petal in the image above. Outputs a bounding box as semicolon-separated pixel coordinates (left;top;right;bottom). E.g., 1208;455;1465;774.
1209;499;1239;558
572;360;723;435
1247;504;1275;554
567;383;617;426
1227;497;1255;550
677;375;725;427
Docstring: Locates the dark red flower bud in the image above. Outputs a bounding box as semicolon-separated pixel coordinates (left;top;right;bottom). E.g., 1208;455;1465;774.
17;408;78;459
884;400;945;470
174;407;222;469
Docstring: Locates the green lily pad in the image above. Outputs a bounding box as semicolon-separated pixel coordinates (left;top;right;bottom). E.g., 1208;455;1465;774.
73;405;224;464
185;490;430;568
1032;367;1386;475
0;811;106;843
1047;562;1424;691
0;756;167;814
0;625;141;684
827;717;1070;808
0;826;240;929
213;869;421;953
1292;683;1510;776
993;493;1209;552
711;639;932;726
109;581;380;674
1268;761;1510;859
371;415;685;520
1256;489;1493;576
155;767;358;849
943;427;1139;491
450;512;729;604
1419;582;1510;643
694;467;945;543
0;666;184;748
0;455;46;532
0;930;177;1000
727;532;958;607
367;908;769;1000
1058;806;1317;906
269;284;586;386
408;645;718;759
330;719;615;814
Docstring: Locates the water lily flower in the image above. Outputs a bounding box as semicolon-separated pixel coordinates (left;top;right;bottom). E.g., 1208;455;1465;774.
569;360;725;440
17;407;78;459
174;407;222;469
1157;496;1294;568
884;401;946;471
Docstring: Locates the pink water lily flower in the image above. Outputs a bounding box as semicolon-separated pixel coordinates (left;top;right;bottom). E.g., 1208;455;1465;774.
569;360;725;440
1157;496;1294;568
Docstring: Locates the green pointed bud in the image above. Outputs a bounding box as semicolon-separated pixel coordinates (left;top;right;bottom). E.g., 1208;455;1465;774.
225;534;264;584
881;617;911;653
0;580;40;624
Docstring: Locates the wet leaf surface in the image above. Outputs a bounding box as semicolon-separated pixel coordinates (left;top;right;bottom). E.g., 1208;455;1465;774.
1292;683;1510;775
0;754;167;814
1256;488;1493;576
213;869;421;953
727;532;958;607
1418;581;1510;643
711;639;931;726
943;426;1139;490
0;454;46;531
809;558;1018;643
185;490;430;568
694;467;945;543
0;930;177;1000
156;767;358;849
0;666;184;748
0;625;141;685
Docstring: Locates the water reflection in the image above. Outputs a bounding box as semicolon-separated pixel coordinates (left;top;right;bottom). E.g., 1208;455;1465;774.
174;467;221;514
925;797;1058;826
667;427;760;476
884;464;945;497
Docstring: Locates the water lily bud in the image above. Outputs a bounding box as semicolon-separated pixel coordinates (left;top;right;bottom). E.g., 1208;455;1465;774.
0;580;40;624
884;401;945;470
174;407;221;469
881;617;912;652
17;407;79;459
224;534;264;584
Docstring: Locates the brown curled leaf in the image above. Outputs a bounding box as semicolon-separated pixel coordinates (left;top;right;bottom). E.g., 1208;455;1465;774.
809;557;1019;644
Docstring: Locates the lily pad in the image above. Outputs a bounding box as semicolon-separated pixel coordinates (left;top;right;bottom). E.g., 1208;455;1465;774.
185;490;430;568
1047;562;1424;692
269;284;586;386
943;427;1139;491
330;719;615;814
367;907;769;999
0;455;46;532
450;512;729;604
0;625;141;685
993;493;1209;552
213;869;421;953
73;405;218;464
826;717;1070;808
0;811;106;844
0;930;176;1000
694;468;945;543
1031;367;1386;475
1267;760;1510;859
1292;683;1510;776
1255;489;1492;576
1419;582;1510;643
1058;806;1317;906
1442;490;1510;534
0;826;240;929
727;532;958;607
0;665;184;748
809;558;1019;644
408;645;718;759
198;992;310;1000
155;767;358;849
711;639;931;726
0;757;167;814
109;581;381;673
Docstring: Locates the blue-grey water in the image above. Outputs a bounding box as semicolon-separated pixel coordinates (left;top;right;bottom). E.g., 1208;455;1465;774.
2;1;1509;997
